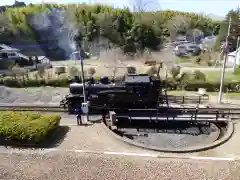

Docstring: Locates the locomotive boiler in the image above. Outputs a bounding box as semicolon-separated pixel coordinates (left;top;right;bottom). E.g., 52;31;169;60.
60;74;164;114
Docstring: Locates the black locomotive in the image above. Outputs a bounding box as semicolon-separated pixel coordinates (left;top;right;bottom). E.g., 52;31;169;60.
60;74;164;114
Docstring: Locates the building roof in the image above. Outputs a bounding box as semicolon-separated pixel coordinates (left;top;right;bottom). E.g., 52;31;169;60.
228;47;240;56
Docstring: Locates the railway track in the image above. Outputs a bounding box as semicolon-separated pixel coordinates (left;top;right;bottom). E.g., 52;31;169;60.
0;104;240;120
0;104;240;113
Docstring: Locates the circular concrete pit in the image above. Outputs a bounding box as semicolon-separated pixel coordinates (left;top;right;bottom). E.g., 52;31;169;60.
106;121;232;152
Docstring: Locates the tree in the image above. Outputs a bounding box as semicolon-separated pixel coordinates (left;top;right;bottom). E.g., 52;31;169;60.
167;15;191;40
218;7;240;51
131;0;160;13
0;13;10;32
0;4;221;57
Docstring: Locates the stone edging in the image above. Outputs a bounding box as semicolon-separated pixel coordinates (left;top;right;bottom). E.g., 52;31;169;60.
102;122;234;153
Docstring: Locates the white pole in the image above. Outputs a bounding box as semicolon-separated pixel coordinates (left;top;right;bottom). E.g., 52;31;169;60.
218;17;232;104
71;51;86;103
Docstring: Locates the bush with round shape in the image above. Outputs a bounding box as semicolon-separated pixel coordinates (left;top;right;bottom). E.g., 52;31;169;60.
0;111;61;144
127;66;136;74
192;70;206;81
88;67;96;76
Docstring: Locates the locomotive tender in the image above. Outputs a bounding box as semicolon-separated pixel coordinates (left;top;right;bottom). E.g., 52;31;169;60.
60;74;164;114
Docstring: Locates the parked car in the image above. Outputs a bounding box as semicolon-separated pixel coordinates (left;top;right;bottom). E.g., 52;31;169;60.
0;51;21;60
174;43;201;57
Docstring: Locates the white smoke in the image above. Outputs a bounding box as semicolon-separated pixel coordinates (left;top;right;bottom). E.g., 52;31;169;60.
29;8;78;59
29;8;115;60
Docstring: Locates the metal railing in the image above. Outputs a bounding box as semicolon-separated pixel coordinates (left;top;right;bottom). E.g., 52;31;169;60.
114;107;240;123
166;95;209;104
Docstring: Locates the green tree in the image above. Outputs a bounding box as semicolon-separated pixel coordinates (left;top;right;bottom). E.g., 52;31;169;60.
218;8;240;51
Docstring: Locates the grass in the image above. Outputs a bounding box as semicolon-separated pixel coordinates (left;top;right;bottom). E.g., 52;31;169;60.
167;90;240;98
176;57;192;63
202;71;240;82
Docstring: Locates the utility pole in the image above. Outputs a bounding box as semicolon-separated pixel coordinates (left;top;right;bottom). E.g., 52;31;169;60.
71;51;86;103
71;50;89;124
218;17;232;104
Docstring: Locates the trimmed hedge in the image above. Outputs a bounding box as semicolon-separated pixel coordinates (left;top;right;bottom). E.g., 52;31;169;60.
1;78;69;88
0;111;61;144
1;76;240;92
0;76;125;88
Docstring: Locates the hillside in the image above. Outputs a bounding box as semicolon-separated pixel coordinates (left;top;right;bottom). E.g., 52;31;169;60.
0;4;221;60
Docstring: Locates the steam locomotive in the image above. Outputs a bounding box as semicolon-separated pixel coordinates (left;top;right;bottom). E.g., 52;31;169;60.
60;74;164;114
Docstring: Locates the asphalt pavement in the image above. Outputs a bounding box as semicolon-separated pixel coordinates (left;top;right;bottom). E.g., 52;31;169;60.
0;151;239;180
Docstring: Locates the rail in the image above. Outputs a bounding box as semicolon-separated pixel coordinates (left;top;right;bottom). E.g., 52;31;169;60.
1;104;240;122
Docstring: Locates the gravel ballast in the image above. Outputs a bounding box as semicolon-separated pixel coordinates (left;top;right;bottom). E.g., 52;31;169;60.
0;152;240;180
0;86;68;104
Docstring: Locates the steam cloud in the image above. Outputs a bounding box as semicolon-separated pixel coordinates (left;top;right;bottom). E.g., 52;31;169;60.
29;7;113;60
29;8;78;59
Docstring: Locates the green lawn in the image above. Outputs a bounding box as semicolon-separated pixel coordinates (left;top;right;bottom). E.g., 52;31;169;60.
167;90;240;98
202;71;240;82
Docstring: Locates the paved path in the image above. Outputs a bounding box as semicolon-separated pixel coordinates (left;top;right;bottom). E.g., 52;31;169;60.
0;151;240;180
1;113;240;180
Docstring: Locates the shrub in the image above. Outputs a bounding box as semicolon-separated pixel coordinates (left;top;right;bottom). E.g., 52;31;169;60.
146;65;158;76
127;66;136;74
207;60;214;67
37;65;46;78
1;73;240;93
165;78;178;90
170;66;181;79
88;67;96;76
179;72;192;89
23;79;44;87
68;66;79;77
234;65;240;75
0;111;61;144
192;70;206;81
3;78;23;87
195;56;201;64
